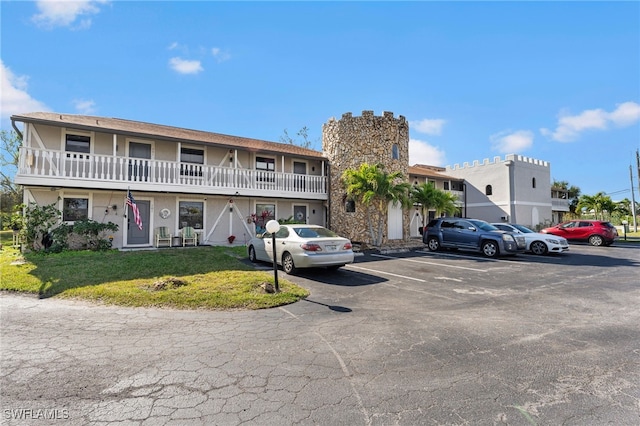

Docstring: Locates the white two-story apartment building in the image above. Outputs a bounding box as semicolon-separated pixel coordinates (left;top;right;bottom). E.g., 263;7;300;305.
12;112;329;249
12;110;569;249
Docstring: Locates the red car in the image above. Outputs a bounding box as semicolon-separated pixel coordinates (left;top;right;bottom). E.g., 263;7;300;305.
541;220;618;246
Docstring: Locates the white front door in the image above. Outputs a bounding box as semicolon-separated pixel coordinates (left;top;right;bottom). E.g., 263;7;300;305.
387;202;403;240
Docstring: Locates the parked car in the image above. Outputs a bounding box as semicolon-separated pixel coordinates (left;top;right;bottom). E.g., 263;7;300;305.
540;220;618;246
247;224;354;274
422;217;526;258
491;223;569;255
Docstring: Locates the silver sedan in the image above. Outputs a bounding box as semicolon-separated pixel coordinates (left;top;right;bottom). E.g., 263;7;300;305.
247;224;355;274
491;223;569;255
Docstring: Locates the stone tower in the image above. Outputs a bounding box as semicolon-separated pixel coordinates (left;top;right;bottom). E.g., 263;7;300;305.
322;111;410;246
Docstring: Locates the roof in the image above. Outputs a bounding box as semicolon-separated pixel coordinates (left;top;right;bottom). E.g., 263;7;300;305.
11;112;326;160
409;164;461;181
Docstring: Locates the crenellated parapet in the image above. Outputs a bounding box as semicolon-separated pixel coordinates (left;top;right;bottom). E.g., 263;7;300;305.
446;154;549;171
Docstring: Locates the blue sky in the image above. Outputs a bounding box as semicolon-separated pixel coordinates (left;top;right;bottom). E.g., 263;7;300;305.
2;1;639;199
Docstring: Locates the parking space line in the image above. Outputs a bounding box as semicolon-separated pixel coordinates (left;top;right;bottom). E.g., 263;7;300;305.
346;265;428;282
413;250;526;264
371;254;489;272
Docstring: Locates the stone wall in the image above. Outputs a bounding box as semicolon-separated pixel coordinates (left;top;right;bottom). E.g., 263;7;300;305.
322;111;410;246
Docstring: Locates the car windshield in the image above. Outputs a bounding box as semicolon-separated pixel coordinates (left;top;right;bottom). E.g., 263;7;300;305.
294;227;339;238
512;224;534;233
468;219;498;231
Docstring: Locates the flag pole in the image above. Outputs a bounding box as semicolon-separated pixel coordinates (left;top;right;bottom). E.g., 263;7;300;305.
123;187;129;219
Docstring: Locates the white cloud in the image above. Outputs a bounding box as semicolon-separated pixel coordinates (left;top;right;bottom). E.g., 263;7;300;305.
608;101;640;126
169;57;203;75
490;130;534;153
541;101;640;142
168;42;179;50
409;118;446;135
1;61;50;122
73;99;96;114
409;138;447;166
32;0;109;29
211;47;231;63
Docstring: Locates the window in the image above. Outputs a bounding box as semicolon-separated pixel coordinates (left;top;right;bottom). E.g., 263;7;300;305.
274;227;289;238
256;156;275;172
66;134;90;153
65;134;90;159
180;147;204;164
532;177;536;188
344;196;355;213
180;147;204;176
443;182;450;190
178;201;203;229
485;185;493;196
256;156;275;183
63;198;89;222
392;144;399;160
254;203;275;234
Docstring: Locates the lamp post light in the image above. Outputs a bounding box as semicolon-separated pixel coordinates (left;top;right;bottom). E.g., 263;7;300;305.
265;219;281;293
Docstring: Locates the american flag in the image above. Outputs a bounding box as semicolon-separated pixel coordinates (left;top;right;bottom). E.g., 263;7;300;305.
126;190;143;230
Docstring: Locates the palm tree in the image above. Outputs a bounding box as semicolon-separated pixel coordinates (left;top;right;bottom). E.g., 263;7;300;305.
410;183;439;230
578;192;613;220
342;163;411;246
432;190;460;217
410;183;459;229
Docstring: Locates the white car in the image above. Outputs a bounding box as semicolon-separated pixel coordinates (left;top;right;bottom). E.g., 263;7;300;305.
247;224;354;274
491;223;569;255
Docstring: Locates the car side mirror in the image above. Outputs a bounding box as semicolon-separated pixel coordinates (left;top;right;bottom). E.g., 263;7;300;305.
468;226;476;231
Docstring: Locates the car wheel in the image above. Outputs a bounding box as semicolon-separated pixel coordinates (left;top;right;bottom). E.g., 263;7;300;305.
427;237;441;251
481;241;499;258
589;235;604;246
248;246;257;262
530;241;548;255
282;252;297;274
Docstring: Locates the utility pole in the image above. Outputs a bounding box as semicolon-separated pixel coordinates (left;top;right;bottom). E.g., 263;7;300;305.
630;164;638;232
636;149;640;231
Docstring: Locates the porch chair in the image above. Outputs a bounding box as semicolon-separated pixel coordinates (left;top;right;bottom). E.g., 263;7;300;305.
155;226;172;247
181;226;198;246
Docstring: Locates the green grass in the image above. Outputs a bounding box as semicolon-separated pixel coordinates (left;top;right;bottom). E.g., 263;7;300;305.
0;236;309;310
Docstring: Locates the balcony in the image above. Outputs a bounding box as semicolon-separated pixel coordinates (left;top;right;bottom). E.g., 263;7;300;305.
16;147;328;200
551;198;570;212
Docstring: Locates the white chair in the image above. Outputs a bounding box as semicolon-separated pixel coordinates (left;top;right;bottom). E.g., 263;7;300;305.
155;227;172;247
181;226;198;246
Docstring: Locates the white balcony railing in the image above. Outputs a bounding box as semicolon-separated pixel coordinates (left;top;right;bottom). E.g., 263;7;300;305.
17;147;327;196
551;198;571;211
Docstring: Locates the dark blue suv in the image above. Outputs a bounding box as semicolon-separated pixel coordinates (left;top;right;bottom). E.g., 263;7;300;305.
423;217;526;258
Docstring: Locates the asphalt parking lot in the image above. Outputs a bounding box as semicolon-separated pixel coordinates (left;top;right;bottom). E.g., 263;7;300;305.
2;243;639;425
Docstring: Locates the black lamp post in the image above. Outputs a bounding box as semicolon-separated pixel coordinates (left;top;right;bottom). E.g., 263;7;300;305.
265;219;280;292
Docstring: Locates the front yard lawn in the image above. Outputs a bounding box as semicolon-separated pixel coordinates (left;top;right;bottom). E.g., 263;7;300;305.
0;240;309;310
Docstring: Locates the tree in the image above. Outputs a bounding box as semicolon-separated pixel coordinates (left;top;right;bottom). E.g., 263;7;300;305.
410;183;439;230
1;130;22;196
577;192;613;220
432;189;460;217
1;130;24;229
279;126;316;149
553;180;581;214
342;163;411;246
410;183;459;229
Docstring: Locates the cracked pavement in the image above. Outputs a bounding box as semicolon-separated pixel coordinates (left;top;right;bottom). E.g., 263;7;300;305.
2;244;639;425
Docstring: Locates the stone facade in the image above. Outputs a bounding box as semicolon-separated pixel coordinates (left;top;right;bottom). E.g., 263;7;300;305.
322;111;410;246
